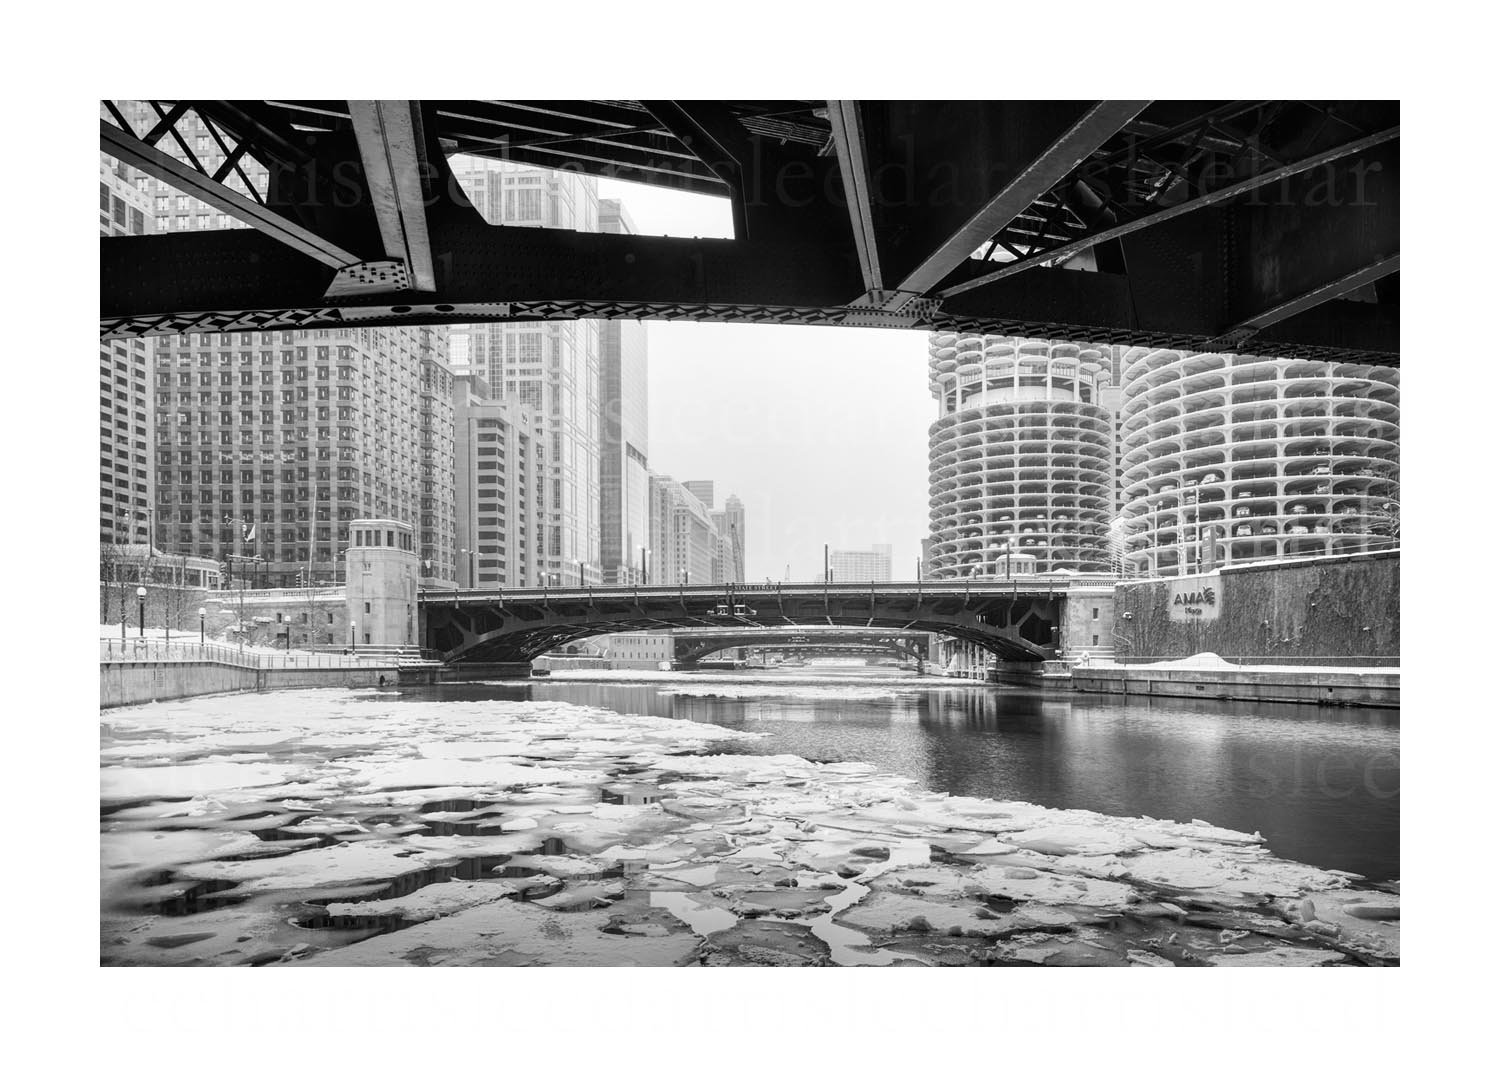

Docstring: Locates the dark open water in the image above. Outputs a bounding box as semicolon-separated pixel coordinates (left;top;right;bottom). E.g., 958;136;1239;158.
404;667;1399;882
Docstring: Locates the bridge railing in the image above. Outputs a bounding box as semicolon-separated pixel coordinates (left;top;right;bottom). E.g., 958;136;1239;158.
99;637;401;670
424;577;1117;602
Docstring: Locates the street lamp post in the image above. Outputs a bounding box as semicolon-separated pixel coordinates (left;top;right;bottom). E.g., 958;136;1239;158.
136;586;147;639
198;606;205;645
350;619;357;650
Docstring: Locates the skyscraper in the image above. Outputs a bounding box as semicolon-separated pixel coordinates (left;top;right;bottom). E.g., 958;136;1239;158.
452;372;543;588
649;474;720;585
683;481;715;510
1117;349;1400;576
598;200;651;585
150;326;450;587
829;545;892;583
98;154;154;547
447;155;603;585
713;494;746;583
927;334;1117;576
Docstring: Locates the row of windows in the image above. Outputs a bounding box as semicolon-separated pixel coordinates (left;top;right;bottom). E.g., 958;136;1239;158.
354;528;414;551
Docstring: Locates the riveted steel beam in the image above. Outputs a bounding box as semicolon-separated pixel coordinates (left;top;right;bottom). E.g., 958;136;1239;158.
827;100;883;295
100;118;360;270
939;124;1400;299
348;100;436;291
886;100;1149;308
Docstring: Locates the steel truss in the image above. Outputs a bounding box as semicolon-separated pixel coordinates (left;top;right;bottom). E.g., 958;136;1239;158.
100;100;1399;365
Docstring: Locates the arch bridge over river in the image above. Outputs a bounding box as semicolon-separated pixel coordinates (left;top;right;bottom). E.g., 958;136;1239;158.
420;578;1113;675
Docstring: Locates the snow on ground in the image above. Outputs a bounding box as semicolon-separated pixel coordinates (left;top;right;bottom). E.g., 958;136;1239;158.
100;687;1397;967
1086;652;1400;675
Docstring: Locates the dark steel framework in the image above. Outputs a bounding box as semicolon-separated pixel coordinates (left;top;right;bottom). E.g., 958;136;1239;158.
420;582;1066;664
100;100;1398;366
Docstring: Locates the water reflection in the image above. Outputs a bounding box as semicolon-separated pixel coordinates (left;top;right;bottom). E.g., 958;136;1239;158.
393;672;1399;881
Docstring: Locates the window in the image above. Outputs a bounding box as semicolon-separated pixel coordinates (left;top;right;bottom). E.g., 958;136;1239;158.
364;601;370;614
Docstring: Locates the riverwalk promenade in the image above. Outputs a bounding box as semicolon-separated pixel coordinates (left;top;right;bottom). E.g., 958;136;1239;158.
99;636;430;707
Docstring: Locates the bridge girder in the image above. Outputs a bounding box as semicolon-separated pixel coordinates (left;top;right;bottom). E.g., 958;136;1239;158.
100;100;1398;365
421;585;1066;664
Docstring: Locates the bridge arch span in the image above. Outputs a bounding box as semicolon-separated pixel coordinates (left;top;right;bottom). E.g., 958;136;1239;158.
421;582;1073;666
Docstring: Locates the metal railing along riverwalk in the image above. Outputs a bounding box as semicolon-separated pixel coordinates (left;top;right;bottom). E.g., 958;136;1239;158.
99;637;402;670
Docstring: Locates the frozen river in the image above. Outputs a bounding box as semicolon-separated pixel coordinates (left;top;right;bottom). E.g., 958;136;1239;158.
100;668;1399;967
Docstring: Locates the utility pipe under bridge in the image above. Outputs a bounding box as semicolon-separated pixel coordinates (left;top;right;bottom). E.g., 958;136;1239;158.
420;579;1091;676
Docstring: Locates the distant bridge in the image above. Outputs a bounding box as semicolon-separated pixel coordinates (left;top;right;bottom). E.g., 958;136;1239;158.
669;626;932;666
420;578;1109;670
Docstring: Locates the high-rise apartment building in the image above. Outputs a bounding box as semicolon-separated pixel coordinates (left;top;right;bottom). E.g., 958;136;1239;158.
598;200;651;584
418;358;458;585
151;327;447;587
106;103;456;588
99;155;154;546
927;334;1117;576
1118;349;1400;576
452;372;542;588
649;474;721;585
447;155;603;584
830;545;892;583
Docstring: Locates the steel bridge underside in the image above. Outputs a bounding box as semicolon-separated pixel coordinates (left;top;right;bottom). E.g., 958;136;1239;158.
421;586;1064;664
100;100;1398;366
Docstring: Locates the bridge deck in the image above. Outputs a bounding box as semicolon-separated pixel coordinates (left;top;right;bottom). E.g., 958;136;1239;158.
421;580;1107;665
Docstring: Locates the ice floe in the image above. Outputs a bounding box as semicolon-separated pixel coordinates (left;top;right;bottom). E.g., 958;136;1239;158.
101;687;1398;967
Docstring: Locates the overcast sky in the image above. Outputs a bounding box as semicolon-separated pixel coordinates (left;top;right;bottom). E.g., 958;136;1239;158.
598;179;935;582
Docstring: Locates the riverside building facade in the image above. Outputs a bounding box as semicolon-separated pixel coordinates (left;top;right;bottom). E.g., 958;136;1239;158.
1117;349;1401;576
648;474;722;585
150;326;451;588
927;334;1117;577
446;155;604;586
452;372;542;589
99;155;154;547
598;200;651;585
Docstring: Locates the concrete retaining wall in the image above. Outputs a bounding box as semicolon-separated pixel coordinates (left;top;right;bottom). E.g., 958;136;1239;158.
1114;551;1399;667
1072;665;1399;708
101;661;394;708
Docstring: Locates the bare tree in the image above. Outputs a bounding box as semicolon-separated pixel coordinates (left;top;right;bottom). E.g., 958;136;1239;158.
302;567;325;648
163;551;193;641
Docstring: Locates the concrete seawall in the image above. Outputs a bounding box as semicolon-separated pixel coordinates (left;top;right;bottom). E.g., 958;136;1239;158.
101;660;398;708
1071;665;1399;708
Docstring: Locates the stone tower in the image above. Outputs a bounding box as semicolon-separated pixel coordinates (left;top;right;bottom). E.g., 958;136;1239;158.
346;519;419;647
